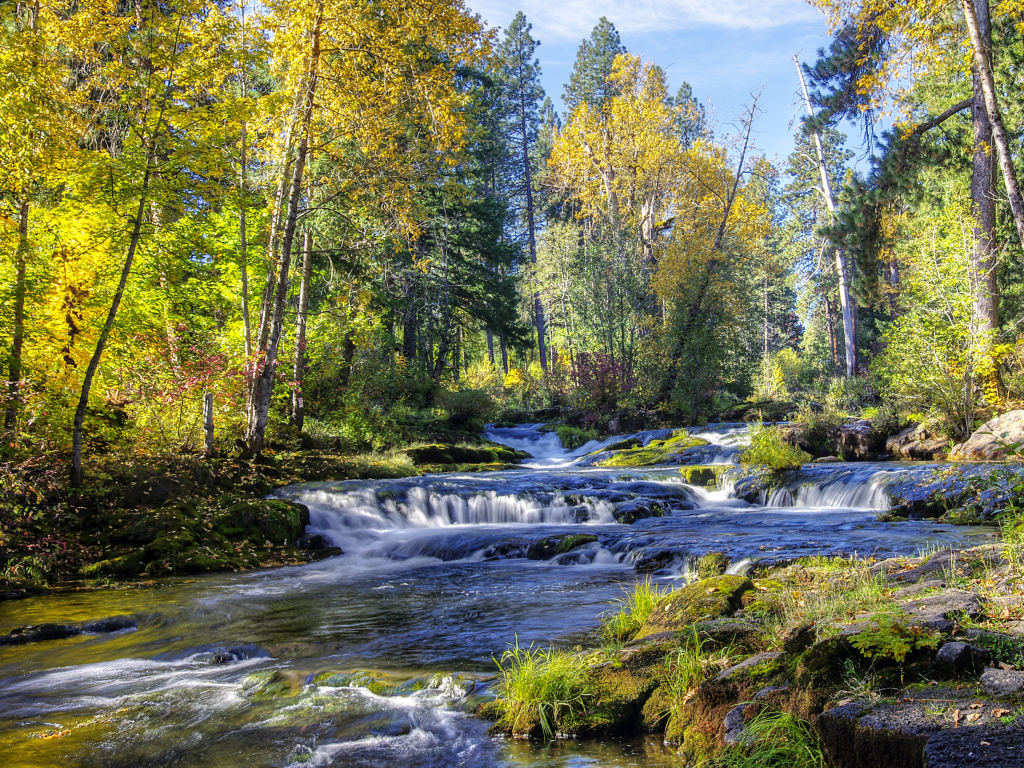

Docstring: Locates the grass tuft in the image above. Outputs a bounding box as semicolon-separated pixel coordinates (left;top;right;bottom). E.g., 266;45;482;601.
600;576;672;642
493;638;595;739
714;711;825;768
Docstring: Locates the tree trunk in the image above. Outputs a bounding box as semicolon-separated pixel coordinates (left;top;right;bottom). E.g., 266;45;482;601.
240;119;252;357
763;271;770;360
520;88;547;372
825;296;838;368
243;15;320;459
487;329;495;368
291;229;313;429
970;0;999;330
203;391;215;457
72;157;156;486
5;201;28;432
961;0;1024;252
796;58;856;376
500;332;509;374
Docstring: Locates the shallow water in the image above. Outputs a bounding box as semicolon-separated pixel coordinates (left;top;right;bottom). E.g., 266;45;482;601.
0;425;997;767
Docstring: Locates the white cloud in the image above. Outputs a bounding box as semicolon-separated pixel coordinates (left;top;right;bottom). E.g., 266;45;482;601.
468;0;821;40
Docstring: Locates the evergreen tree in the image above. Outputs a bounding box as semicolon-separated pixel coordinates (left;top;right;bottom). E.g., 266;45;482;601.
672;81;706;148
563;17;626;113
496;12;548;369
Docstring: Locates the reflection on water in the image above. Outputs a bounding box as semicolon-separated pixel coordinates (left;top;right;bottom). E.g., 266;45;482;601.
0;425;998;767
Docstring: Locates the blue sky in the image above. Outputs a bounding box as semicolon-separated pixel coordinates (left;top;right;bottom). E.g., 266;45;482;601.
466;0;852;166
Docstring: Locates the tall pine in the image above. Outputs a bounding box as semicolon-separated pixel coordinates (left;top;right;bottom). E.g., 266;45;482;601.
497;12;548;370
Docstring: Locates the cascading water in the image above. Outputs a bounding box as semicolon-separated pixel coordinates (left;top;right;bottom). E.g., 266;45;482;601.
0;423;996;768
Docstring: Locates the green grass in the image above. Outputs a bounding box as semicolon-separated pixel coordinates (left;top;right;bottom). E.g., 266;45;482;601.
713;711;825;768
740;424;811;471
600;576;673;642
494;639;595;739
662;627;733;707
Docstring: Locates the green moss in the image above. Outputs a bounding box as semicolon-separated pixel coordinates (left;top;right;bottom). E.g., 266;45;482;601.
639;684;673;731
596;433;711;467
697;552;730;579
82;552;143;578
636;575;754;640
556;534;598;554
680;466;726;487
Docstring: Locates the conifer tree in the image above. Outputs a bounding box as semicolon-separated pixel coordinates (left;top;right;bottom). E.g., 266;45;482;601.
563;17;626;113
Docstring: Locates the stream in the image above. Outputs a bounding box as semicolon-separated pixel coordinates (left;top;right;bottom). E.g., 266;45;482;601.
0;424;998;767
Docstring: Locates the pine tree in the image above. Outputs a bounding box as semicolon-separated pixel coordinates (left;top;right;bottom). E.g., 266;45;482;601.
672;81;706;149
496;12;548;370
563;17;626;113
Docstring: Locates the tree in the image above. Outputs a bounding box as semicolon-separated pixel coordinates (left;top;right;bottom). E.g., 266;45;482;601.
673;81;707;149
496;12;548;371
563;17;626;113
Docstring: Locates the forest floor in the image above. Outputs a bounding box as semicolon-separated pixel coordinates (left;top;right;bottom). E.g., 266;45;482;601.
0;436;527;594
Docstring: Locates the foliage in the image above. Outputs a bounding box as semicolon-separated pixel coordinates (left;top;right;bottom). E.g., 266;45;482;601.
553;424;599;450
494;638;596;739
849;615;942;663
740;425;812;471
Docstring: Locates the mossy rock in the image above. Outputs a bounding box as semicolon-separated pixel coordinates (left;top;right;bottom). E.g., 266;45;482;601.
211;499;308;546
82;551;143;578
240;670;292;698
556;534;598;554
403;445;455;465
597;434;711;468
636;575;754;640
697;552;730;579
680;466;723;487
639;684;674;731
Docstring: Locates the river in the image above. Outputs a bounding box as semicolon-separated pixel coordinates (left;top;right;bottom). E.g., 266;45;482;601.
0;424;996;767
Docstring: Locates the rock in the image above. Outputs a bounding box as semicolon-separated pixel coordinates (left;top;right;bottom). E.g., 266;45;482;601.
893;579;945;598
981;668;1024;699
634;548;679;574
83;616;137;634
782;623;816;655
607;418;621;435
950;410;1024;461
0;624;82;646
836;419;885;461
814;456;842;463
934;641;990;677
722;702;750;744
636;575;753;640
900;589;984;633
696;551;729;578
613;499;667;525
296;532;329;551
924;724;1024;768
886;425;948;460
714;651;782;682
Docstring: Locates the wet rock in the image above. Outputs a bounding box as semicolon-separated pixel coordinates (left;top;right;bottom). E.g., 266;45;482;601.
886;425;948;461
981;668;1024;699
0;624;82;646
950;410;1024;461
526;534;598;560
696;552;729;578
633;548;679;574
636;575;753;640
83;616;137;634
934;641;990;677
613;499;667;525
924;723;1024;768
296;532;329;551
814;455;842;463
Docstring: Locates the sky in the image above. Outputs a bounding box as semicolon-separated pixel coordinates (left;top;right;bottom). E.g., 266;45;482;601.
465;0;849;166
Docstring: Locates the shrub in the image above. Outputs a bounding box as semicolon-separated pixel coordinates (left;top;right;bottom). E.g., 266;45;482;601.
494;639;595;739
436;388;494;431
600;576;673;642
739;424;811;471
554;424;599;450
849;615;941;663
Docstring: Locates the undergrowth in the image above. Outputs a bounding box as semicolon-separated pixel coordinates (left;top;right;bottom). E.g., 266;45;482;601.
740;424;811;471
713;711;825;768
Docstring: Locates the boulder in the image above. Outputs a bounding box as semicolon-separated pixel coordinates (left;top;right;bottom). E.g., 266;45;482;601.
924;723;1024;768
950;410;1024;461
934;641;990;677
886;425;948;460
899;589;984;633
836;419;886;460
981;668;1024;699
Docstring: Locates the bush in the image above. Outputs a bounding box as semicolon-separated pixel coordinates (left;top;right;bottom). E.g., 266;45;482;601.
714;711;825;768
436;388;494;431
740;424;811;471
554;424;599;450
494;639;595;739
